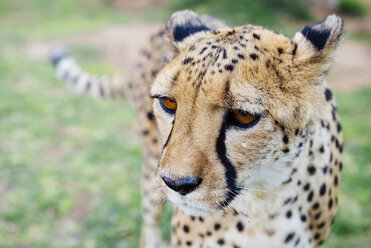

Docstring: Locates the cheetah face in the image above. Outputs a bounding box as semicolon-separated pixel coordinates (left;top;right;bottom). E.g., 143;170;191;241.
151;11;343;216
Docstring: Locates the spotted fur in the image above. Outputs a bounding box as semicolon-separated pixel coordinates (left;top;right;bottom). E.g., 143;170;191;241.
52;10;344;248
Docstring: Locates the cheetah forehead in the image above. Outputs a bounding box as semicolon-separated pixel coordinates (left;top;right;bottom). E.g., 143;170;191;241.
152;25;315;125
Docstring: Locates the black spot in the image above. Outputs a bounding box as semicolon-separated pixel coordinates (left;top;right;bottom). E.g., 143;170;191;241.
304;183;310;191
317;222;325;229
307;166;316;175
301;24;331;51
237;54;245;59
285;232;295;243
200;47;207;54
183;57;194;64
151;70;158;78
337;122;342;133
227;30;235;36
217;239;225;245
282;177;292;184
224;64;234;71
253;33;260;40
236;221;244;232
313;202;320;209
283;135;289;144
231;59;238;64
223;48;227;59
99;86;105;97
183;225;189;233
307;190;314;202
328;198;333;209
206;231;212;236
315;212;321;220
295;129;300;136
186;240;192;246
277;48;283;54
85;81;91;91
173;23;210;42
199;216;204;222
214;223;221;231
284;198;292;205
324;88;333;101
283;148;290;153
301;215;307;222
250;53;259;60
319;145;325;153
147;112;155;121
295;238;301;246
319;184;326;195
286;210;292;218
334;175;338;186
314;233;321;240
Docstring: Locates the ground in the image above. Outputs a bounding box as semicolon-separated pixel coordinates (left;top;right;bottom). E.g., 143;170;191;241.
25;23;371;91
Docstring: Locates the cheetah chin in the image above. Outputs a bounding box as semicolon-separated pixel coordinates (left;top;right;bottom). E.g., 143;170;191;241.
168;192;220;217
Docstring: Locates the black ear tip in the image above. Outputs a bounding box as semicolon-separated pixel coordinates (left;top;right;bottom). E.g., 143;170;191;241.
50;47;69;66
172;24;210;42
300;14;343;51
167;10;210;42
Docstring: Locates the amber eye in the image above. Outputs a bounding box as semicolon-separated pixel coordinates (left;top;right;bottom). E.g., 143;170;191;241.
231;111;260;128
160;97;177;114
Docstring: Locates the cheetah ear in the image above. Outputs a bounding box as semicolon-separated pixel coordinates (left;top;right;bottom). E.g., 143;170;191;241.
293;14;344;64
165;10;212;52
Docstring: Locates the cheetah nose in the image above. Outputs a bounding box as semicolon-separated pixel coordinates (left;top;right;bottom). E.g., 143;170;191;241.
160;173;202;195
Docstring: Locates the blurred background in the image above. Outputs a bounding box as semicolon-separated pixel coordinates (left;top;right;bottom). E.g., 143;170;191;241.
0;0;370;247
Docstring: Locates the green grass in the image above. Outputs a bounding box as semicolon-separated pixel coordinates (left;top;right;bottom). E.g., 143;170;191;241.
339;0;369;17
323;88;371;248
171;0;313;27
0;0;370;247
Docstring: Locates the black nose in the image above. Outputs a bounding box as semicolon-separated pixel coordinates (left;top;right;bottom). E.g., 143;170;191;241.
160;174;202;195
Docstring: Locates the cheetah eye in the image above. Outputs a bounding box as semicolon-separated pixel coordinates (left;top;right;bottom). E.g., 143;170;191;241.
159;97;177;114
230;110;260;128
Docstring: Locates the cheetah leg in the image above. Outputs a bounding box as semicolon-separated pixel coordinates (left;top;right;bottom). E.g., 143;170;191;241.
140;157;166;248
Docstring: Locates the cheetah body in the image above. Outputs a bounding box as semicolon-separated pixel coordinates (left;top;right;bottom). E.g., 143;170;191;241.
52;10;344;248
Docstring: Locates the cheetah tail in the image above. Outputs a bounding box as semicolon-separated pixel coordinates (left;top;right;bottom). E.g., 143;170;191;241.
50;47;127;99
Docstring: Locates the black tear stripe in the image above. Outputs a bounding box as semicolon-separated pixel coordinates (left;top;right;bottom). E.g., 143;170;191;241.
216;118;240;208
163;119;175;149
173;23;210;42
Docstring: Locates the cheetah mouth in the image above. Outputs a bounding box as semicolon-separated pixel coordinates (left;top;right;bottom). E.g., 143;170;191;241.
167;193;221;217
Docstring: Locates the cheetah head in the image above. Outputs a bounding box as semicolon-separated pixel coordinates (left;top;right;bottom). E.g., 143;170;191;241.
151;10;343;216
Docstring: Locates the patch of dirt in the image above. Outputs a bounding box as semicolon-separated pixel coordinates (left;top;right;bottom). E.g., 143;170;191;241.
328;40;371;90
26;23;162;71
26;23;371;91
109;0;165;12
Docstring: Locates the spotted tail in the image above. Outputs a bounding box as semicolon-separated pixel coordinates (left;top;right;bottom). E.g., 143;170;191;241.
50;47;126;99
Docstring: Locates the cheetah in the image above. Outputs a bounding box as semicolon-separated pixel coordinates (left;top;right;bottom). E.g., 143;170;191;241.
51;10;344;248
